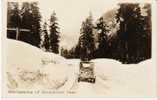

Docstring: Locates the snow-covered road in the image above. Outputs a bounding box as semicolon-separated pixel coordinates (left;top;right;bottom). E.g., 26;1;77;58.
69;77;110;96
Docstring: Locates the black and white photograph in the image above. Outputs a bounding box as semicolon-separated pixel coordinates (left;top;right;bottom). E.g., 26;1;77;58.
2;0;157;97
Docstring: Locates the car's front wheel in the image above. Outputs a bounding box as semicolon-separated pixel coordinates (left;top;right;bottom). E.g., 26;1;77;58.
78;78;80;82
91;78;95;83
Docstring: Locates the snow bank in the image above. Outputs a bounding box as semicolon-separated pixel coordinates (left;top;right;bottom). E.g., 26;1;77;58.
6;39;69;90
92;59;156;97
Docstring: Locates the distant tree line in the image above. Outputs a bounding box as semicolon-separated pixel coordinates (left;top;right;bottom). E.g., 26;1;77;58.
7;2;41;47
61;3;151;64
7;2;60;54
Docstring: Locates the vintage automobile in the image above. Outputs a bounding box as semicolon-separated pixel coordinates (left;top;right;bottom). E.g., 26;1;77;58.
78;61;96;83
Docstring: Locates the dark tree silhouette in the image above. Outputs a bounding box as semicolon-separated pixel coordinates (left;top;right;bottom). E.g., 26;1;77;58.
42;22;50;52
49;11;60;54
7;2;21;28
95;17;110;58
142;4;151;59
77;13;95;61
116;3;151;63
21;2;33;29
30;2;42;47
20;2;41;47
8;2;42;47
19;2;33;43
7;2;21;39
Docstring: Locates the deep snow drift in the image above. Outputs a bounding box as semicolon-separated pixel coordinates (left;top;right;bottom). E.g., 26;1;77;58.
92;59;156;97
6;39;71;90
69;59;156;97
5;39;156;97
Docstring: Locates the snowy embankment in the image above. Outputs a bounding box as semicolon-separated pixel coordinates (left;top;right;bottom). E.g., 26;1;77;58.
6;39;73;90
91;59;156;97
67;59;156;97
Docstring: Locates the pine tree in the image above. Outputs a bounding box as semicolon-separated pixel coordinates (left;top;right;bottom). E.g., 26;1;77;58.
78;13;95;61
142;4;151;59
21;2;33;29
30;2;42;47
7;2;12;28
42;22;50;52
116;3;145;63
49;11;60;54
7;2;21;39
20;2;33;43
7;2;21;28
21;2;41;47
95;17;109;58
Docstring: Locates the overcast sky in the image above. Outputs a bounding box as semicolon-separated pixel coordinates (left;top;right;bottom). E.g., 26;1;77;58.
39;0;117;33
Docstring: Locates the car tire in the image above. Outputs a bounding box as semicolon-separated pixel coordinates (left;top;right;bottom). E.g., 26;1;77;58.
91;79;95;83
78;78;80;82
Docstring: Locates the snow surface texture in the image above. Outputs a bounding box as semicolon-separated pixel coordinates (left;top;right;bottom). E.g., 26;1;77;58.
6;39;70;90
5;39;156;97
